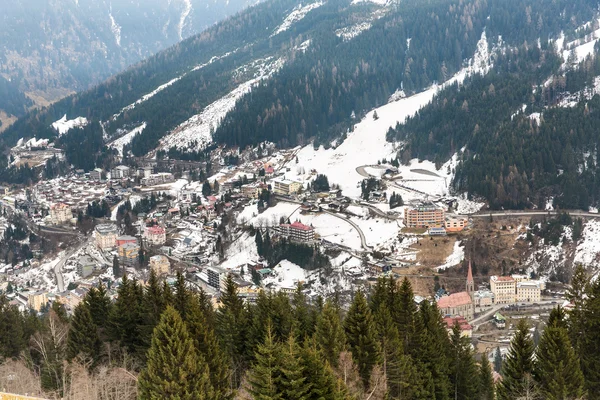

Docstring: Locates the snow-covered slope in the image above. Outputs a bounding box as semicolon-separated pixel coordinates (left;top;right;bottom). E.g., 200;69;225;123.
51;115;89;135
159;57;284;152
108;123;147;157
271;1;324;36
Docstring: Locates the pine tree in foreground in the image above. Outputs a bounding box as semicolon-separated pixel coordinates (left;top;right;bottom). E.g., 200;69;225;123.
497;319;535;400
533;307;585;400
247;321;282;400
315;300;346;368
66;301;100;364
449;323;479;400
277;335;310;400
478;354;495;400
138;306;211;400
344;291;381;387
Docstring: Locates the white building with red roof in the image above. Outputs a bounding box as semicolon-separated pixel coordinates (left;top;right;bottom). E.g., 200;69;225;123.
274;221;315;244
144;225;166;246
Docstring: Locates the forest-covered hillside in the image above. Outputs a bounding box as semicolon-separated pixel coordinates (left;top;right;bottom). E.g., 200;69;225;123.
3;0;600;209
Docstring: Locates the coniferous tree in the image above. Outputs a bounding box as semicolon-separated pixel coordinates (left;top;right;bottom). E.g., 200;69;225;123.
301;338;347;400
396;278;419;352
216;274;248;387
186;293;232;400
566;264;588;360
449;324;479;400
579;276;600;395
315;300;346;368
174;271;190;320
478;355;496;400
344;291;381;387
66;301;101;364
247;321;282;400
278;334;310;400
416;300;451;400
534;307;585;399
497;319;536;400
84;283;111;330
107;275;145;358
493;347;503;374
138;306;212;400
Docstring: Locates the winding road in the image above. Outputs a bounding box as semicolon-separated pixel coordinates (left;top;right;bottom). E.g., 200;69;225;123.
471;210;600;218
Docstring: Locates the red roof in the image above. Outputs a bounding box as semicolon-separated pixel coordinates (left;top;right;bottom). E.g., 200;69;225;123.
443;316;472;331
437;291;472;308
146;226;165;235
289;221;313;231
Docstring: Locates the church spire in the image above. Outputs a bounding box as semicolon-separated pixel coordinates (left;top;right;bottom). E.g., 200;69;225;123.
466;259;474;294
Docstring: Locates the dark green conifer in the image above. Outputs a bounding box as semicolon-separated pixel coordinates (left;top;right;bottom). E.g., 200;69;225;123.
344;291;381;387
315;299;346;368
66;301;101;364
138;306;211;400
247;321;282;400
534;307;585;400
449;324;479;400
497;319;535;400
478;355;495;400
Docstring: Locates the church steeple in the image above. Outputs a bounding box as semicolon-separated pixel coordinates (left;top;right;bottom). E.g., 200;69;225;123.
466;260;474;295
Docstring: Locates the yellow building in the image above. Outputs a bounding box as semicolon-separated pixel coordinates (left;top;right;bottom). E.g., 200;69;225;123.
95;224;118;249
445;217;468;232
272;178;302;195
517;281;541;303
149;255;170;276
50;202;72;225
490;276;516;304
27;291;48;312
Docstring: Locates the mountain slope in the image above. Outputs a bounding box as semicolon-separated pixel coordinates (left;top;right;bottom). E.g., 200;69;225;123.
3;0;600;205
0;0;258;116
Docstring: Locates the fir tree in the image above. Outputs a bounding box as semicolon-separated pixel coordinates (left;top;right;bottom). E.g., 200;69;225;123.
534;307;585;399
566;264;588;361
216;274;248;387
344;291;381;386
174;271;190;320
396;278;419;353
247;321;282;400
138;306;212;400
497;319;536;400
315;300;346;368
278;334;310;400
291;283;314;340
449;324;479;400
84;283;111;329
493;347;503;373
186;293;232;400
66;301;101;364
107;275;145;358
301;338;347;400
478;355;495;400
112;255;121;278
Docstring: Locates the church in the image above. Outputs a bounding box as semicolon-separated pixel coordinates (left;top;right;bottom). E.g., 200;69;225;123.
436;261;475;321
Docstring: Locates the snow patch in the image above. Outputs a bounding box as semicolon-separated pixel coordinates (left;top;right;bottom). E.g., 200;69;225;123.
574;220;600;268
262;259;307;290
159;57;284;151
179;0;192;41
109;11;121;47
335;22;372;41
272;2;324;36
436;240;464;271
51;115;88;135
108;123;147;157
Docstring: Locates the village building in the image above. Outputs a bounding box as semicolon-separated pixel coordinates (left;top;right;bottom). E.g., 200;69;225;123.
111;165;131;179
473;290;495;307
116;235;138;247
443;316;473;338
50;202;72;225
89;168;103;181
445;217;468;232
437;261;475;321
144;225;167;246
274;221;315;243
516;281;542;303
405;203;445;228
118;242;140;266
95;223;118;249
490;276;517;304
149;255;170;276
272;178;302;196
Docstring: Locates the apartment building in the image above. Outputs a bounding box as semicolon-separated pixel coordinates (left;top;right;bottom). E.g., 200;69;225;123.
490;276;516;304
274;221;315;243
95;224;118;249
149;255;170;276
272;178;302;196
144;225;166;246
111;165;131;179
50;202;72;225
405;203;445;228
445;217;468;232
516;281;542;303
118;242;140;266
